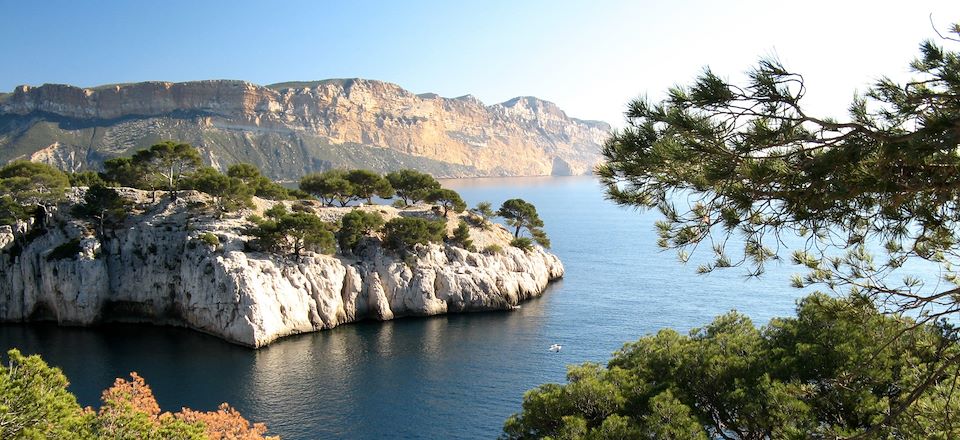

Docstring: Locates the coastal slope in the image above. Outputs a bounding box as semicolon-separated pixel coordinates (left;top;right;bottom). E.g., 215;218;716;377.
0;189;563;347
0;79;610;179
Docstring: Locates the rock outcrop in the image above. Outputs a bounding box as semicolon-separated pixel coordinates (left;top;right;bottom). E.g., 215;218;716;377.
0;79;610;179
0;189;563;347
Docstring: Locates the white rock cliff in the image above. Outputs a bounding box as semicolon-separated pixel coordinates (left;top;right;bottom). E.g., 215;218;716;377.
0;190;563;347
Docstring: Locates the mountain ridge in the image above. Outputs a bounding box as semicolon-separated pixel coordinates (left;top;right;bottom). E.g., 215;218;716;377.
0;78;611;179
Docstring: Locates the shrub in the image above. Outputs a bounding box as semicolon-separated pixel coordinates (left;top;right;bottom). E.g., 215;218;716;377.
483;244;503;255
382;217;446;251
197;232;220;248
510;237;534;252
469;201;497;230
246;204;336;257
450;220;474;251
338;209;385;255
68;170;106;187
291;201;315;213
71;185;131;236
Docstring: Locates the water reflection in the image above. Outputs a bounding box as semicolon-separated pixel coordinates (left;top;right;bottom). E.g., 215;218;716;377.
2;176;861;439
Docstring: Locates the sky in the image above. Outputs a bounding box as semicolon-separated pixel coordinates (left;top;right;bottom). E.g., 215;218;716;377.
1;1;959;126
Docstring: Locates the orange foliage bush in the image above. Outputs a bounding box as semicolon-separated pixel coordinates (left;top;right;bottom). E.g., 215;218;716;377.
99;372;277;439
179;403;279;440
100;372;161;416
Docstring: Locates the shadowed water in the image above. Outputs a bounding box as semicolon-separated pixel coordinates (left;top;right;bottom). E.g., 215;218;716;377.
1;176;885;439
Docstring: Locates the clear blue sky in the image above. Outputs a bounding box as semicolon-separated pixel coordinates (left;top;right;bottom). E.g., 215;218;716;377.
2;1;959;126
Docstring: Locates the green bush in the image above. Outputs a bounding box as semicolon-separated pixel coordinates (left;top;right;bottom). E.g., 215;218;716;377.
0;348;270;439
68;170;106;187
382;217;446;251
197;232;220;248
510;237;534;252
503;294;960;439
483;244;503;255
450;220;474;251
246;204;336;257
338;210;385;255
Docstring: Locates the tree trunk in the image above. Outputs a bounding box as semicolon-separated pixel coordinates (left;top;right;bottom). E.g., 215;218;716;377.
514;225;521;238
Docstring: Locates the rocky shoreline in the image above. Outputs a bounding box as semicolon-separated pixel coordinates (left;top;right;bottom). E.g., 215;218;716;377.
0;189;563;347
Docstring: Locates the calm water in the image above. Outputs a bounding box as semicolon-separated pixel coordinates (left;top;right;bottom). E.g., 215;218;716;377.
0;177;844;439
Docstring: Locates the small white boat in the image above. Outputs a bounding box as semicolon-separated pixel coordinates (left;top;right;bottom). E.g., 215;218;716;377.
549;344;562;352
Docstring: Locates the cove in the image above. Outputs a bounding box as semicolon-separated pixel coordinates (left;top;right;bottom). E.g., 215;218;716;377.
2;176;815;439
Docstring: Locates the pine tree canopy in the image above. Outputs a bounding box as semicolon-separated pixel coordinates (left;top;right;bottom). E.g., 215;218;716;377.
597;24;960;320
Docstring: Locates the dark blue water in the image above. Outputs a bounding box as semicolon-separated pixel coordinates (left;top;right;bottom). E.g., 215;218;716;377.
0;177;879;439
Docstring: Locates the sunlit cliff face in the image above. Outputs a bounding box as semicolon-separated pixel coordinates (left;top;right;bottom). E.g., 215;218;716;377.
0;79;610;179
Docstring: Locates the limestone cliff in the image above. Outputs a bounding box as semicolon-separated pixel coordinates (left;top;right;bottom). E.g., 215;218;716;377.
0;189;563;347
0;79;610;179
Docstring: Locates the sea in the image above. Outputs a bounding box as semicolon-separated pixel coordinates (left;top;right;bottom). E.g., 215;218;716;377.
0;176;901;439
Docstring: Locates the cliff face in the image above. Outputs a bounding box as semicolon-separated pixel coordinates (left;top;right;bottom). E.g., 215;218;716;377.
0;79;610;179
0;190;563;347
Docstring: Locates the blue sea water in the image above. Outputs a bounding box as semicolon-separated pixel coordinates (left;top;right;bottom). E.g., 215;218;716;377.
0;176;885;439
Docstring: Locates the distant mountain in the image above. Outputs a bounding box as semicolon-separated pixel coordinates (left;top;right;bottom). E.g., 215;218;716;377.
0;79;610;179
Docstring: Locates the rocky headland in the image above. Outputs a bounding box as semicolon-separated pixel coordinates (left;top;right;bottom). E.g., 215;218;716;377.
0;189;563;347
0;79;610;179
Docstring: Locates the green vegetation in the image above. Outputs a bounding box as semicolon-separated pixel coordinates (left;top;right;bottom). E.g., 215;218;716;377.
344;169;393;204
0;161;70;227
0;349;275;439
509;237;533;252
507;22;960;438
450;220;474;251
0;141;524;262
226;163;292;200
382;217;446;252
247;204;336;257
0;196;29;227
338;209;384;255
71;185;131;237
0;349;93;439
469;201;497;229
197;232;220;248
184;167;254;215
299;169;354;206
498;199;549;248
425;188;466;216
299;169;394;206
130;141;202;195
101;156;144;188
68;170;106;188
503;294;960;439
482;243;503;255
385;169;441;204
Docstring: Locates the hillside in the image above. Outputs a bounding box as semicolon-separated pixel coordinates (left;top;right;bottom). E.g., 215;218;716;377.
0;79;610;180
